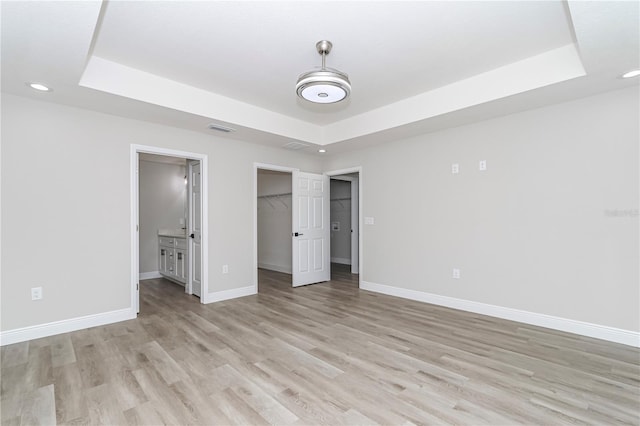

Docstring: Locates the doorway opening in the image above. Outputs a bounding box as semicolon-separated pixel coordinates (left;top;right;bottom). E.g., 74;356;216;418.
326;167;362;286
131;145;209;313
329;173;359;282
253;163;362;293
256;168;293;291
257;169;292;276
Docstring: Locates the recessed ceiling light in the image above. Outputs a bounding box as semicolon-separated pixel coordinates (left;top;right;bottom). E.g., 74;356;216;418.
27;83;52;92
621;69;640;79
318;149;326;153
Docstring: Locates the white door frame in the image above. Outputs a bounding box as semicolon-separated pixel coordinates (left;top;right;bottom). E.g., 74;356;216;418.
253;163;298;291
131;144;209;312
326;167;363;287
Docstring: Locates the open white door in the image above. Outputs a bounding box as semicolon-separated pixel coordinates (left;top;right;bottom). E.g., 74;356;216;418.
188;161;202;297
292;171;330;287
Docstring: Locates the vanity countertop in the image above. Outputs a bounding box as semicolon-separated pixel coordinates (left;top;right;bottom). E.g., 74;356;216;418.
158;229;187;238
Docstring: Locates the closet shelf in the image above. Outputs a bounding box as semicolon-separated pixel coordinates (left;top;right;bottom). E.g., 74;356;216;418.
258;192;291;209
257;192;292;198
330;197;351;209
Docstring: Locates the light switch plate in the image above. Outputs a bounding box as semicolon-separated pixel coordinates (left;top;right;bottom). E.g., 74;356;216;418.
364;217;374;225
452;163;459;174
31;287;43;300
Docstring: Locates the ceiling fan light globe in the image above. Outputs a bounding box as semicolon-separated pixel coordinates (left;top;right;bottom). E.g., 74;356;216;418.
296;70;351;104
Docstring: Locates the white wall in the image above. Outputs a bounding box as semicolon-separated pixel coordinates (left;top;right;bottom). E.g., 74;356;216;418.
2;87;637;343
323;87;639;333
1;94;322;331
330;179;351;264
257;170;292;273
139;160;186;274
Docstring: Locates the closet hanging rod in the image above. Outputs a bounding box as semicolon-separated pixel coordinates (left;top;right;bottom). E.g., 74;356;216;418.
330;197;351;201
257;192;292;199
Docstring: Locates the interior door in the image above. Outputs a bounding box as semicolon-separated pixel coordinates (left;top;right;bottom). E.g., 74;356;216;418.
188;161;202;297
292;171;330;287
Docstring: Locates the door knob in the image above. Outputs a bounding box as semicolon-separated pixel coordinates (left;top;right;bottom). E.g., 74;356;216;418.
293;232;304;237
190;233;195;238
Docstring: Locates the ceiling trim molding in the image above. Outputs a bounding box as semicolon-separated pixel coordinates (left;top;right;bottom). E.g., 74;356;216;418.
79;56;325;144
323;44;586;144
79;45;585;147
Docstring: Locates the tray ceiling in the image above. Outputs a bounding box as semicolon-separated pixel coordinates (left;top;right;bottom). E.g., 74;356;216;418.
2;1;638;154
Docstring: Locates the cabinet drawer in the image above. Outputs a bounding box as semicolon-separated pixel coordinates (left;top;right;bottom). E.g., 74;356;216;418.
158;236;174;247
175;238;187;249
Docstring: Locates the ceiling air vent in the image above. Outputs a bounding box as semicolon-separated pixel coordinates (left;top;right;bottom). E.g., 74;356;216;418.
207;123;235;133
282;142;310;151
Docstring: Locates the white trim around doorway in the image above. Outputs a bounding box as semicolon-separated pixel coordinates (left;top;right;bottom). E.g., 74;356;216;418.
131;144;210;313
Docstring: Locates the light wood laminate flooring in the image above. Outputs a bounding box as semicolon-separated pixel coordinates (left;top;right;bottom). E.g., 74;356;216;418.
2;265;639;425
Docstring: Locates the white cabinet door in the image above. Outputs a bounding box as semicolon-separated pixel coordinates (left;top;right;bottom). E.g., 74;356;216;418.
166;248;176;276
175;249;187;283
159;237;187;285
159;246;168;274
292;171;330;287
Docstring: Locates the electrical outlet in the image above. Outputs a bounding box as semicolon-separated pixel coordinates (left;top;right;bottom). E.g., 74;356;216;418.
364;217;374;225
452;268;460;279
222;265;229;274
31;287;43;300
479;160;487;171
452;163;459;174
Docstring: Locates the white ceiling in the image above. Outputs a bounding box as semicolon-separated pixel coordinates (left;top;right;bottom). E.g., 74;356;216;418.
92;1;575;124
2;1;638;155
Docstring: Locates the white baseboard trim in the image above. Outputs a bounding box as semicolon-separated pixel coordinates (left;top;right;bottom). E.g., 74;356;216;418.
139;271;162;280
331;257;351;265
0;308;136;346
360;281;640;348
203;285;257;304
258;262;291;274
